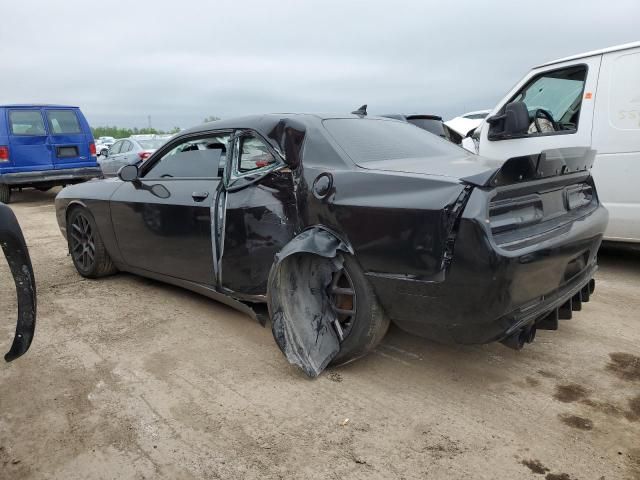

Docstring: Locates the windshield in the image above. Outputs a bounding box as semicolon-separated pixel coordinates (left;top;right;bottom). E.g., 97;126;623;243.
323;118;462;164
514;67;586;122
138;139;166;150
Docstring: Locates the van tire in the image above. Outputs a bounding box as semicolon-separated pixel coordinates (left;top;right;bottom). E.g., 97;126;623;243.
0;184;11;204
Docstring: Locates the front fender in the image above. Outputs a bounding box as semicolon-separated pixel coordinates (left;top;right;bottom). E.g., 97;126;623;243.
0;204;36;362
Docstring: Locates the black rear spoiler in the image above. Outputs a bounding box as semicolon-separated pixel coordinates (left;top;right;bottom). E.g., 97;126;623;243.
462;147;596;188
0;203;36;362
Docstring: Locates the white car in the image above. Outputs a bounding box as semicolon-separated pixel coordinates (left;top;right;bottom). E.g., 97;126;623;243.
444;110;491;139
466;41;640;244
96;137;116;157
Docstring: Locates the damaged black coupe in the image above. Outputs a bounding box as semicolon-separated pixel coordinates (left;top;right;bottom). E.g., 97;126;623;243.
55;114;607;377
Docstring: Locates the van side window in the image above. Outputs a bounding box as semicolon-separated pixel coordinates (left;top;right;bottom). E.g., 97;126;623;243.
512;65;587;135
46;110;82;134
9;111;46;136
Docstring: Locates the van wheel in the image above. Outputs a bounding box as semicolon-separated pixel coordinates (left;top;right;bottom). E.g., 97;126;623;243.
0;184;11;204
67;207;117;278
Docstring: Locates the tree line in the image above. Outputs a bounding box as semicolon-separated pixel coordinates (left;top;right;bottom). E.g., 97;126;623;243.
91;126;181;139
91;116;220;139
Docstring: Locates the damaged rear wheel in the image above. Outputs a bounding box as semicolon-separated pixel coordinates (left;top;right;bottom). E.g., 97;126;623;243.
268;253;389;377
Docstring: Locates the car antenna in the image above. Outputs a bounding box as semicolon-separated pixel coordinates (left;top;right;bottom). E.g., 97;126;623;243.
351;104;367;116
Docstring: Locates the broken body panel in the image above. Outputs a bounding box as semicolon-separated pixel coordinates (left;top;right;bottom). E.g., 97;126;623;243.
55;114;607;375
0;203;36;362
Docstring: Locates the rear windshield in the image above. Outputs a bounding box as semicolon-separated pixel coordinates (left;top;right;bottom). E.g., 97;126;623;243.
407;118;447;137
46;110;81;134
138;139;165;149
9;110;46;135
323;118;461;163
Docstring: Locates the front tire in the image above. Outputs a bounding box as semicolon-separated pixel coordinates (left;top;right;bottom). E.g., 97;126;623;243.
67;207;117;278
0;184;11;204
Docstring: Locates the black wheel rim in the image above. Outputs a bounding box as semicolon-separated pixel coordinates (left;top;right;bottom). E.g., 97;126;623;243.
328;266;357;340
70;213;96;271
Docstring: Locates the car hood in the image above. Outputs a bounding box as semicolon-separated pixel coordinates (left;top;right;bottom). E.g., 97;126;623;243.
358;153;502;182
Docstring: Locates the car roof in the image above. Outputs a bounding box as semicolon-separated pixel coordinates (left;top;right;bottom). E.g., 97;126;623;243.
180;113;404;136
0;104;79;108
535;41;640;68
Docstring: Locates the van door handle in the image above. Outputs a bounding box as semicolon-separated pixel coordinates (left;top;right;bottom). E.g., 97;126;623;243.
192;191;209;202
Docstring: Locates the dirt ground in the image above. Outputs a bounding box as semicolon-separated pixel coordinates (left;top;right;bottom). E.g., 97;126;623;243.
1;188;639;480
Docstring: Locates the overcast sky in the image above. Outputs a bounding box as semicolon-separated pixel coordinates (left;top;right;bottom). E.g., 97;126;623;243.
1;0;638;130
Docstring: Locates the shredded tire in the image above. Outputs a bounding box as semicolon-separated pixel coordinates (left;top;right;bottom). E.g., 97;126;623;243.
268;253;389;376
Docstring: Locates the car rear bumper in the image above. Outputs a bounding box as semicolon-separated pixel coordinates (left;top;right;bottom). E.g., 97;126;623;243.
366;200;608;345
0;167;102;186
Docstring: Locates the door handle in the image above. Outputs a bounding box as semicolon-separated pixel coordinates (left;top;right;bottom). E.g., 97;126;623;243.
192;191;209;202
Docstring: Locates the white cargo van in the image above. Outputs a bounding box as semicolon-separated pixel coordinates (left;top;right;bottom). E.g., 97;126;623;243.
467;42;640;243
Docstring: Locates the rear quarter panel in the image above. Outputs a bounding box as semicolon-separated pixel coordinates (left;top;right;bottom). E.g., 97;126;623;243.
299;167;467;281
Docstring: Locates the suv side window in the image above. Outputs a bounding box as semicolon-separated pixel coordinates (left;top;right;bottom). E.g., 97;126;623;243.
9;110;46;135
237;135;277;173
46;110;81;134
144;135;229;179
512;65;587;135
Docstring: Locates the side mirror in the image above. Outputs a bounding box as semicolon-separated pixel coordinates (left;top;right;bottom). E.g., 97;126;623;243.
118;164;139;182
487;101;530;140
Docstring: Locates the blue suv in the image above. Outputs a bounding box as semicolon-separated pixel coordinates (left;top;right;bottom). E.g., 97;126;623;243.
0;105;102;203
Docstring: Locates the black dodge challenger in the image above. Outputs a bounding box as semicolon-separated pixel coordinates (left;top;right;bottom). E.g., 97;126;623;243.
55;113;607;376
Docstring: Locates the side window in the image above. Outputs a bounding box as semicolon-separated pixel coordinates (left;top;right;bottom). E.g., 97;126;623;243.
46;110;81;134
109;141;123;155
120;140;131;153
144;135;229;179
9;110;46;135
512;65;587;135
237;135;277;173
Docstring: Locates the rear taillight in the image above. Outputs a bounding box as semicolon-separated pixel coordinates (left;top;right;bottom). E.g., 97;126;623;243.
138;151;152;161
89;143;97;157
0;146;9;162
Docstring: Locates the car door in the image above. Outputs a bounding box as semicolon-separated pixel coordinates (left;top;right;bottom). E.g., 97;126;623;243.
45;109;91;169
218;130;298;297
100;140;123;175
110;132;228;285
478;57;602;161
118;140;137;169
115;140;133;171
6;108;52;173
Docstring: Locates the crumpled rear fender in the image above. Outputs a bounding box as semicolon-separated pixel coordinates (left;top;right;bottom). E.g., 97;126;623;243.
273;225;353;264
267;226;352;377
0;203;36;362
